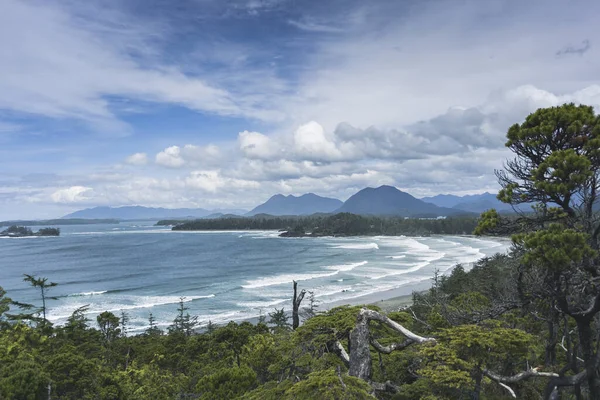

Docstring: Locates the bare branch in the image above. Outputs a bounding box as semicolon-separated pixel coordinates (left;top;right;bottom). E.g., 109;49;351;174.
332;340;350;365
370;338;415;354
498;382;516;398
349;308;435;381
359;308;436;344
483;368;559;383
369;380;400;393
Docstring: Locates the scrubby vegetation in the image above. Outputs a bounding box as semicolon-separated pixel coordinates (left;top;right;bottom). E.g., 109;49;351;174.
2;103;600;399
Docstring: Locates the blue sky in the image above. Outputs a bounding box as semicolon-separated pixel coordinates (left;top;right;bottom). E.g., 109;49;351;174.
1;0;599;219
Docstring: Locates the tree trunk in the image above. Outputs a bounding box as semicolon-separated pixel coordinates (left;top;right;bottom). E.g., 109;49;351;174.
349;311;372;380
472;369;482;400
545;305;558;366
292;281;306;330
576;318;599;398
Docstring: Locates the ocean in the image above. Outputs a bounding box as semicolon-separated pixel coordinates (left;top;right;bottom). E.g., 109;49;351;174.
0;221;511;333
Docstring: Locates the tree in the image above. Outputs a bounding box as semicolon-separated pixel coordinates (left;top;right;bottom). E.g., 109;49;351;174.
292;280;306;330
22;274;57;327
283;368;374;399
0;287;12;327
97;311;121;343
302;290;319;319
145;313;162;336
268;308;290;332
418;323;536;399
477;103;600;398
168;297;198;337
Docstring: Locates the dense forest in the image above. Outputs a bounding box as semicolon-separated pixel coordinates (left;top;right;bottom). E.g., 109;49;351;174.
2;103;600;399
163;213;479;237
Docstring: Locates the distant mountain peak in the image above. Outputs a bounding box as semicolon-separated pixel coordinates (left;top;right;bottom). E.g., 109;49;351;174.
247;193;343;216
420;192;515;213
336;185;469;217
62;206;247;220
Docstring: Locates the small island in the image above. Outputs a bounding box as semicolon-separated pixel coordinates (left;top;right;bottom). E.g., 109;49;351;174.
0;225;60;237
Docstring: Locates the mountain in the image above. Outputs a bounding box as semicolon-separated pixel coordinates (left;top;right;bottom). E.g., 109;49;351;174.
246;193;343;216
336;185;470;217
420;194;467;208
421;193;514;213
62;206;247;220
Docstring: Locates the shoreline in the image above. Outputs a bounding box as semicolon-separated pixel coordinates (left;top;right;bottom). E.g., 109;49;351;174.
324;279;432;312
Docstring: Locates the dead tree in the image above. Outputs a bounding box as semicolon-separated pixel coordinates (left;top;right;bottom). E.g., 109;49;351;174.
292;280;306;330
346;308;435;392
339;308;569;398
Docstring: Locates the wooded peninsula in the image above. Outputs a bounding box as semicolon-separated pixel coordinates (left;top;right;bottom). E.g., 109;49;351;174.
159;213;480;237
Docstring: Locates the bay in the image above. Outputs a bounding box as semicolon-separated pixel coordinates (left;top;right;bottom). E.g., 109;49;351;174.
0;221;510;333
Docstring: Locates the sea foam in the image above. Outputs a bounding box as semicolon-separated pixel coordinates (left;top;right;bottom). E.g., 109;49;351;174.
332;243;379;250
242;261;368;289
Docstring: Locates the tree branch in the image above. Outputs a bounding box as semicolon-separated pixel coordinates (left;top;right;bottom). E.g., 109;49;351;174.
483;368;559;383
332;340;350;366
359;308;436;344
369;380;400;393
370;338;415;354
497;382;516;398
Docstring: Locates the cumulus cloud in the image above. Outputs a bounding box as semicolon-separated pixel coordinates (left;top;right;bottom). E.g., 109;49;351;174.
155;144;223;168
185;170;260;193
125;153;148;165
50;186;92;203
238;131;281;160
155;146;185;168
293;121;341;161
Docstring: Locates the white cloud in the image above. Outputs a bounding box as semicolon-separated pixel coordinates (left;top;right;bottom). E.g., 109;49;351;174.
185;170;260;193
181;144;223;166
125;152;148;166
288;18;344;33
0;0;281;133
155;144;224;168
238;130;281;160
155;146;185;168
293;121;341;161
50;186;92;203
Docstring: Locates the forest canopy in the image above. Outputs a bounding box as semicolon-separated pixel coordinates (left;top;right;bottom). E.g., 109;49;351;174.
163;213;479;237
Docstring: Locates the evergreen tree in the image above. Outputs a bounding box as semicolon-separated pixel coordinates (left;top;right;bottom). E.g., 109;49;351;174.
22;274;57;328
168;297;198;336
145;313;162;336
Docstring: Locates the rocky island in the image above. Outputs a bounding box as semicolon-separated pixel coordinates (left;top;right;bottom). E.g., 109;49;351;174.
0;225;60;237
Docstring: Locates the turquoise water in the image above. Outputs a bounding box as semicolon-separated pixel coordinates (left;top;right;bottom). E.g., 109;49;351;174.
0;221;510;333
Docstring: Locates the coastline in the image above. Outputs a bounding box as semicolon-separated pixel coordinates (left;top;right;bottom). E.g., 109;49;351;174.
323;278;433;313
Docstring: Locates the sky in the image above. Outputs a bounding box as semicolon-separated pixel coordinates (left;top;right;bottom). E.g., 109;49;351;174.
1;0;599;219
